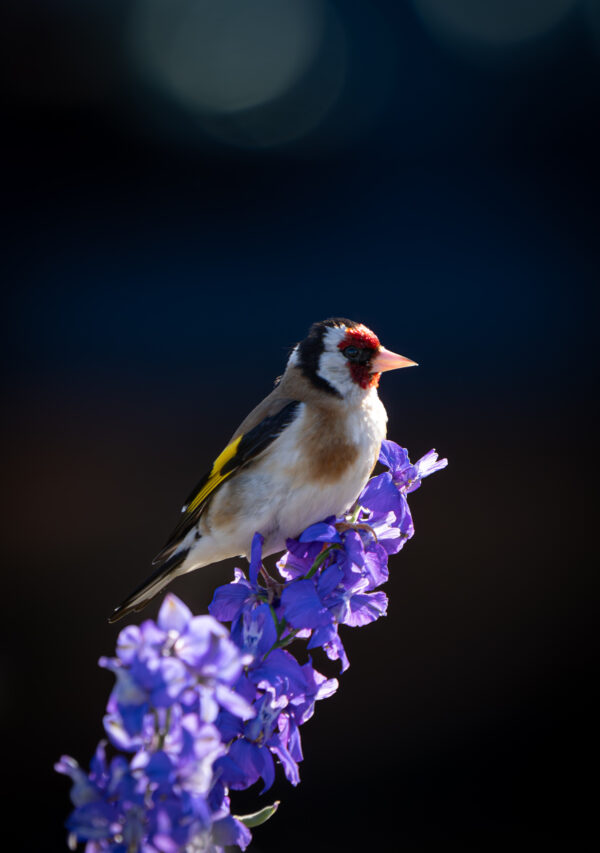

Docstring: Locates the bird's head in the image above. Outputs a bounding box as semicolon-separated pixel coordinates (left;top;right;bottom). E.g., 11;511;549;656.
289;318;417;399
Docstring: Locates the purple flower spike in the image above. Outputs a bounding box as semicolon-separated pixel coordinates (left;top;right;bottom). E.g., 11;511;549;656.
57;437;446;852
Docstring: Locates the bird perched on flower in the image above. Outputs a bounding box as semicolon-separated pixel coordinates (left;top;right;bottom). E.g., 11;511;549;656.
109;318;416;622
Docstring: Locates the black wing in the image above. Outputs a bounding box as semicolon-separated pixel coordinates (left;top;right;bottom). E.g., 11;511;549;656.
152;400;301;566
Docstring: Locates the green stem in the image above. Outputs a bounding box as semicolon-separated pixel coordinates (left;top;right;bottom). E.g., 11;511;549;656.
263;629;296;658
269;603;285;638
273;629;300;650
305;543;342;579
349;503;363;523
263;605;296;658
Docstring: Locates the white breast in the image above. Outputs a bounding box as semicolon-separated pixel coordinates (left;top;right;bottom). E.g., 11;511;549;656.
259;388;388;554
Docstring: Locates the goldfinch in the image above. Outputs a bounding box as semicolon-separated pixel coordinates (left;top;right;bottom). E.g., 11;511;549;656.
109;318;416;622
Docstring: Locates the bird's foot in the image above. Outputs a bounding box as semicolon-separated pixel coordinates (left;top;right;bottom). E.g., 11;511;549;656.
334;521;378;543
259;565;284;601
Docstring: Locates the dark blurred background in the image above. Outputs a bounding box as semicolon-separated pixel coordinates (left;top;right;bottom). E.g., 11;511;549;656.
1;0;597;849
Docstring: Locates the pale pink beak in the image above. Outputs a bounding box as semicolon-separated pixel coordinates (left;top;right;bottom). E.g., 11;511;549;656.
372;346;418;373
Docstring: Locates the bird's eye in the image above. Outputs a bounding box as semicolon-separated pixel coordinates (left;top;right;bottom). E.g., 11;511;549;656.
343;346;360;361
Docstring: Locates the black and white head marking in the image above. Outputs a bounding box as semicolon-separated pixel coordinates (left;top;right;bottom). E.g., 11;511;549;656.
291;318;375;398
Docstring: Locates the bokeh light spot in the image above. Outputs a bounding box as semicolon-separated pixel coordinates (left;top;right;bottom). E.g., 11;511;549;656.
412;0;578;48
131;0;326;113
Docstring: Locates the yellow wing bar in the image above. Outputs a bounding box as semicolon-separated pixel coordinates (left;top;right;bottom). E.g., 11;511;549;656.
184;435;242;515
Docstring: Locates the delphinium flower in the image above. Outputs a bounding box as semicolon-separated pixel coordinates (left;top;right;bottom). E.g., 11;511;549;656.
208;442;447;785
57;441;446;851
56;598;256;852
209;533;339;792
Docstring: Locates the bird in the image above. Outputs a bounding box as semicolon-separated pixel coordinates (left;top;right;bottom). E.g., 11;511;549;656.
109;318;417;623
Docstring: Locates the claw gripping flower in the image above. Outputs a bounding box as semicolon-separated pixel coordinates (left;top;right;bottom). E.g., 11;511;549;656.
57;441;446;851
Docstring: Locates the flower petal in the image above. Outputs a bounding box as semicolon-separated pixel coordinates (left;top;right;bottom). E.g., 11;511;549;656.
345;590;388;627
299;519;342;544
212;815;253;851
209;578;253;623
281;580;331;631
249;532;264;585
379;440;409;472
215;683;256;721
157;594;193;634
415;449;448;479
269;733;301;786
360;472;404;516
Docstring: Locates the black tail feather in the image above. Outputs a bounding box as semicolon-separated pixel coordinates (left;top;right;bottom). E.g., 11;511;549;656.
108;548;190;623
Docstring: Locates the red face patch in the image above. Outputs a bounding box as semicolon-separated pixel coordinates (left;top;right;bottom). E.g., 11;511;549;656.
337;324;381;389
348;364;380;389
338;325;380;351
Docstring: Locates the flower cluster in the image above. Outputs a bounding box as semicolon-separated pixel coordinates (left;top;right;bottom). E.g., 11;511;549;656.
56;605;256;852
57;441;447;851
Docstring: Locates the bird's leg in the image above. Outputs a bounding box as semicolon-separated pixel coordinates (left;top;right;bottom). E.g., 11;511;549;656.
259;564;284;601
334;521;378;543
